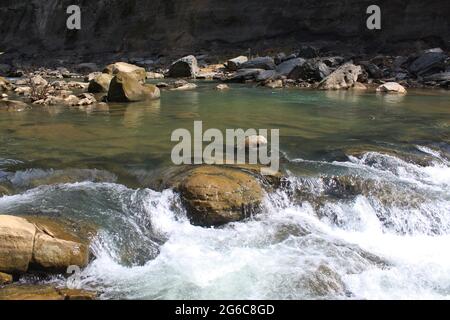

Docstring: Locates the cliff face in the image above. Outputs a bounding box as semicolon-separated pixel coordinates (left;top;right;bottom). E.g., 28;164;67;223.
0;0;449;59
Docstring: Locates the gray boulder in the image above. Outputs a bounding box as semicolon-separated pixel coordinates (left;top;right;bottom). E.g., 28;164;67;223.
289;60;330;81
409;52;447;76
318;63;362;90
240;57;276;70
167;55;199;78
275;58;306;76
256;70;277;82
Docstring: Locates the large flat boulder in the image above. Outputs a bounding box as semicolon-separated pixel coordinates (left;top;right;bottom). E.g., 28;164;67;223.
107;72;160;102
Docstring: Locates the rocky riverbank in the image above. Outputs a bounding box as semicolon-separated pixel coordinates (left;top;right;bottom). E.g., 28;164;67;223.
1;46;448;113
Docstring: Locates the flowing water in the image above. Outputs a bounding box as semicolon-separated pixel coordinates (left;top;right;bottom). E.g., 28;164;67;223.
1;81;449;299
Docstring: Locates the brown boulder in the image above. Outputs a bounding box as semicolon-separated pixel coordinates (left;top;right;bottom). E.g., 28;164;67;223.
0;216;35;274
103;62;146;83
107;72;160;102
88;73;113;93
174;166;265;226
0;215;91;274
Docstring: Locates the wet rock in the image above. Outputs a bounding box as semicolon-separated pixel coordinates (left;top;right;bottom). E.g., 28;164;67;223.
276;58;306;76
107;72;160;102
289;60;330;81
256;70;277;82
146;71;164;79
32;232;88;272
0;184;12;196
318;63;362;90
226;56;248;71
170;80;197;91
0;272;13;285
265;79;283;88
350;82;368;90
240;57;276;70
104;62;147;83
0;100;29;112
215;84;230;90
408;51;447;76
167;55;199;78
376;82;407;94
88;73;113;93
172;166;265;226
303;265;346;297
0;284;97;300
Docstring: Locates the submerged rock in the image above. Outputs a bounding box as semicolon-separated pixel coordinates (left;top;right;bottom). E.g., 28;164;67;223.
103;62;147;83
0;284;97;300
107;72;160;102
318;63;362;90
170;80;198;91
0;100;29;112
215;84;230;90
376;82;407;94
167;55;199;78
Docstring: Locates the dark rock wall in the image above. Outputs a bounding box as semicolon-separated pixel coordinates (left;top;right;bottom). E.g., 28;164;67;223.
0;0;449;59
